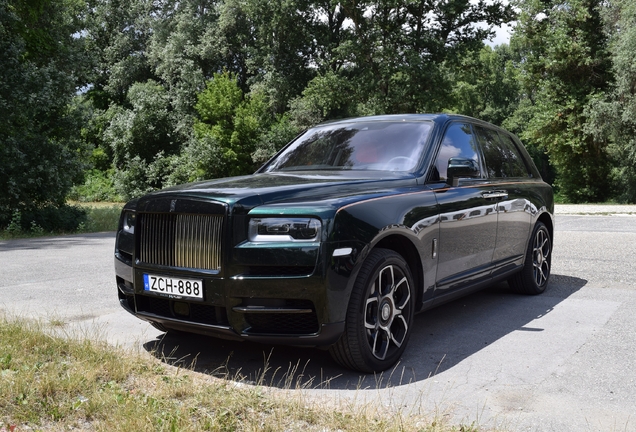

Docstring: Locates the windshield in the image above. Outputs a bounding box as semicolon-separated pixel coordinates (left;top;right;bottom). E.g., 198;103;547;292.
264;121;433;173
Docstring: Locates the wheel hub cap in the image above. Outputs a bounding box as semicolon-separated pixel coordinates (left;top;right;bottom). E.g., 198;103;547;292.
381;302;392;321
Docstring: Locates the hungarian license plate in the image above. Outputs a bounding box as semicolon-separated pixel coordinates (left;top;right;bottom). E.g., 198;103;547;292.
143;274;204;300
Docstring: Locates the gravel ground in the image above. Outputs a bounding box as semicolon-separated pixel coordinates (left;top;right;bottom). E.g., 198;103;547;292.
555;204;636;215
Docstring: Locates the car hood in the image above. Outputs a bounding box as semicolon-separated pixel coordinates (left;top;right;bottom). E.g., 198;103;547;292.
135;171;419;212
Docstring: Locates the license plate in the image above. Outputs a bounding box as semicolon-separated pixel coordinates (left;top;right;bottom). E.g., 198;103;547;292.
143;274;204;300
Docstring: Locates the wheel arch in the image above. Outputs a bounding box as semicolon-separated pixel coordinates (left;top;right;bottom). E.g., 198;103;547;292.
537;211;554;241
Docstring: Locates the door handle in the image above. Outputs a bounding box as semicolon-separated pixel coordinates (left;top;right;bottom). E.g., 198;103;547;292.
482;191;508;200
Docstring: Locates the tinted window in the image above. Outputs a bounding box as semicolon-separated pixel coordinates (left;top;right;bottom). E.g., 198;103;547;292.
434;123;481;181
475;126;529;178
265;121;432;172
498;133;530;177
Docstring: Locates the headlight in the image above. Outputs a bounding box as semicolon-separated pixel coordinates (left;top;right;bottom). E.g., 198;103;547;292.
121;211;136;234
248;217;321;242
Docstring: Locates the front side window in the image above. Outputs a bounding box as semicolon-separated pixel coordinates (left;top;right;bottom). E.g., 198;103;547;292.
433;123;482;181
263;121;432;173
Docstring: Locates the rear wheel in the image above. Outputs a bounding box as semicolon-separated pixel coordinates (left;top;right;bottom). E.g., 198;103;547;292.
329;248;415;373
509;222;552;295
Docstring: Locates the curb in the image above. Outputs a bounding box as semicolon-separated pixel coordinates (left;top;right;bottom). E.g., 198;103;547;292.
555;204;636;215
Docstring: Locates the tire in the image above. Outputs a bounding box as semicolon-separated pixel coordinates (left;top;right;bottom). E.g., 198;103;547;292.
329;248;415;373
509;222;552;295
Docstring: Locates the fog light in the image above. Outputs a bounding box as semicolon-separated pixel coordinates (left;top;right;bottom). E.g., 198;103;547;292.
173;302;190;317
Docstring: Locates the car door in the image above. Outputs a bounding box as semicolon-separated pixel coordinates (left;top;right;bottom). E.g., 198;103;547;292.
474;126;533;277
428;122;498;294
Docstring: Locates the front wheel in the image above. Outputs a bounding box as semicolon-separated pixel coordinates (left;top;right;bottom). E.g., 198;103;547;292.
509;222;552;295
329;248;415;373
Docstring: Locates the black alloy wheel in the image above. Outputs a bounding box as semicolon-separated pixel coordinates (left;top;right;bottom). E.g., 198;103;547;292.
330;248;415;373
509;222;552;295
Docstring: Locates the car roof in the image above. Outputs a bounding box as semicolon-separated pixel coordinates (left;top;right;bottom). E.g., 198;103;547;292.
316;113;495;129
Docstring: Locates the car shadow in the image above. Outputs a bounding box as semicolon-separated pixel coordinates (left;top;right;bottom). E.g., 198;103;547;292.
143;274;586;390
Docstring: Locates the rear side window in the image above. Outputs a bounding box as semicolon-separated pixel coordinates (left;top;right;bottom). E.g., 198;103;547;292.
433;123;482;181
475;126;530;178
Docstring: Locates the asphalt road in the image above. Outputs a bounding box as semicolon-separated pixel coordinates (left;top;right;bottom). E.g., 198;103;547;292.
1;214;635;431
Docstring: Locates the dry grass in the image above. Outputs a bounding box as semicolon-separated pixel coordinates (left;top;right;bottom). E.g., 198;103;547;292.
69;201;123;208
0;315;481;432
77;204;123;233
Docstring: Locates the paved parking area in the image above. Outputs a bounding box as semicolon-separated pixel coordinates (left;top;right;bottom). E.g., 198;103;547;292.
1;208;635;431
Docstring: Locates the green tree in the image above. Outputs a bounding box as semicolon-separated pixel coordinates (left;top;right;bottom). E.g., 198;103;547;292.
107;80;177;167
204;0;319;113
84;0;157;109
0;0;90;228
290;0;516;120
104;80;179;199
510;0;613;202
243;0;318;113
448;44;521;127
190;72;297;180
147;0;220;132
586;0;636;202
73;0;520;201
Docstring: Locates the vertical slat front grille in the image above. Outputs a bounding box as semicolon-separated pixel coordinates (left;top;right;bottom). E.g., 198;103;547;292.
139;213;223;271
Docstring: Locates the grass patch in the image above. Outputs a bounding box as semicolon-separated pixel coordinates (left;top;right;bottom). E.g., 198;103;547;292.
0;203;123;240
76;203;124;233
0;316;479;432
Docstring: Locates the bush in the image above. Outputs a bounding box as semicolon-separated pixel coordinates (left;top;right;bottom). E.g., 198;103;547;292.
79;205;123;232
3;205;88;233
68;169;122;202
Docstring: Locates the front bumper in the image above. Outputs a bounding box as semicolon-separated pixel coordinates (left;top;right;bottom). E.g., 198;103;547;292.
115;254;348;346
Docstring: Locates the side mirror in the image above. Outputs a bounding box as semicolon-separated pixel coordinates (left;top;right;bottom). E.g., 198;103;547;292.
447;157;480;187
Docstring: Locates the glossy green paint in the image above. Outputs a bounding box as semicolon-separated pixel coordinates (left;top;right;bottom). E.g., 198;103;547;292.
114;114;554;351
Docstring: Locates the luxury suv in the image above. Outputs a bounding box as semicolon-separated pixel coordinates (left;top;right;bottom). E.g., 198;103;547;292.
114;114;553;373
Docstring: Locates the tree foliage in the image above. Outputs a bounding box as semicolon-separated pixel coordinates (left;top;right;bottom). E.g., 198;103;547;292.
509;0;613;202
191;72;298;179
448;44;520;126
76;0;517;200
289;0;516;118
585;0;636;202
84;0;156;108
0;0;91;227
8;0;636;222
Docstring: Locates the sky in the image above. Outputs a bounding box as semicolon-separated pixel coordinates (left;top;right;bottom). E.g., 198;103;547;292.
486;22;514;47
477;0;514;47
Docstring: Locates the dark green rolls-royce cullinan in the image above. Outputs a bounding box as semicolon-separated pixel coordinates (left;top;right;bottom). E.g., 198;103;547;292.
115;114;553;372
